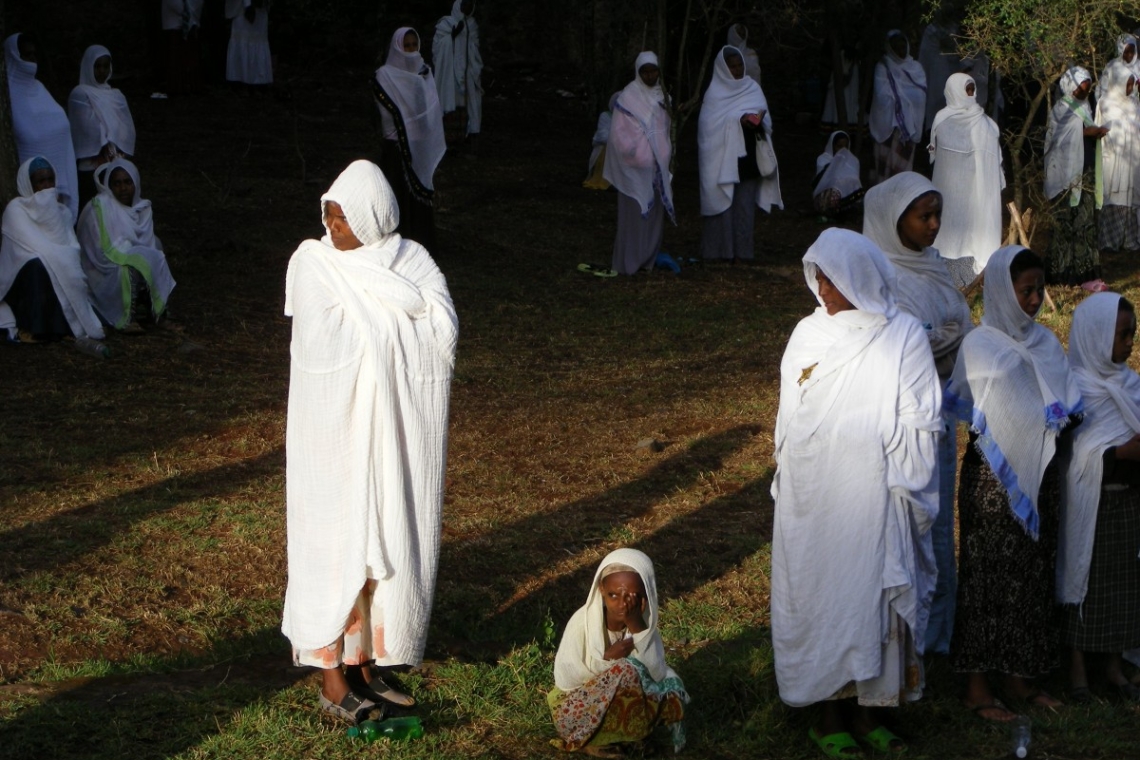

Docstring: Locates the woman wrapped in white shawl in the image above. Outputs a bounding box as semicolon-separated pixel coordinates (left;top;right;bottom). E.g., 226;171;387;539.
698;45;782;263
772;228;940;755
68;45;136;179
869;30;927;184
76;159;176;333
1096;34;1138;100
1095;60;1140;253
812;130;862;217
603;51;674;275
550;548;688;755
282;160;457;723
929;73;1005;278
1057;292;1140;701
433;0;483;141
0;157;104;348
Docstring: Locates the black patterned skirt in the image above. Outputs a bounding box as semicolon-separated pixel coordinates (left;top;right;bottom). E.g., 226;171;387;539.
1061;486;1140;652
950;454;1060;676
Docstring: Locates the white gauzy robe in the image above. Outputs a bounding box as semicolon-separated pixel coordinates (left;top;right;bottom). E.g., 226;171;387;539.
603;52;674;218
869;33;927;146
68;45;137;166
281;161;457;666
771;229;941;708
1044;67;1098;206
1095;61;1140;210
433;0;483;135
929;73;1005;271
226;4;273;85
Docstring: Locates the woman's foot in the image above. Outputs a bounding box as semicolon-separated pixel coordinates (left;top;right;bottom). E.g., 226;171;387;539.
346;664;415;707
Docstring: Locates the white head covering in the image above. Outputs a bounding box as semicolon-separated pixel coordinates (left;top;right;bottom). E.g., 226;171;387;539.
318;159;398;248
552;548;683;692
602;51;674;219
697;45;782;215
5;33;80;220
374;28;447;191
1095;60;1140;206
1058;293;1140;604
869;30;927;144
804;228;897;319
1045;66;1096;203
813;130;861;198
946;246;1083;537
92;158;155;247
68;44;137;160
726;23;762;85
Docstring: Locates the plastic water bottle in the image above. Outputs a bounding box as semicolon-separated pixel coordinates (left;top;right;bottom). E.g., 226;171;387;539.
1009;715;1031;758
74;337;111;359
346;716;424;742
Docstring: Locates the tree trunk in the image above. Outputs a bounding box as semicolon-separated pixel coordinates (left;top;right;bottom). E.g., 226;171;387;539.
0;0;20;204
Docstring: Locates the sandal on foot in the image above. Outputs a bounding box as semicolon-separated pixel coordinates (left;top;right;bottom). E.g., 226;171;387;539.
354;672;415;707
965;699;1017;722
1070;686;1094;704
809;727;862;758
859;726;906;753
1022;690;1063;709
318;689;380;724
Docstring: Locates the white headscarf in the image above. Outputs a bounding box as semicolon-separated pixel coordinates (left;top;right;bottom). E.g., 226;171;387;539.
602;51;674;219
946;246;1083;537
1058;293;1140;604
68;45;137;161
374;28;447;191
862;172;974;378
319;159;399;248
1094;60;1140;207
813;130;861;198
91;159;155;247
552;548;682;692
1045;66;1098;205
5;34;80;221
1097;34;1138;100
697;45;782;215
726;24;762;85
869;30;927;144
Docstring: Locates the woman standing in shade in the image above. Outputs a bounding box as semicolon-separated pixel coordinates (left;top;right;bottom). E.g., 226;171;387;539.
68;45;137;212
1094;61;1140;254
869;30;927;184
603;52;674;275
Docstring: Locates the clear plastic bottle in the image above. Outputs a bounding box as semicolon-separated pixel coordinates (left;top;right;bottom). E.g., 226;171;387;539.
346;716;424;742
1009;715;1031;758
74;337;111;359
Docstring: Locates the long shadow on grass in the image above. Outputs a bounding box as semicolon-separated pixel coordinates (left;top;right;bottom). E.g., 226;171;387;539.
432;425;772;656
0;448;283;582
0;627;305;760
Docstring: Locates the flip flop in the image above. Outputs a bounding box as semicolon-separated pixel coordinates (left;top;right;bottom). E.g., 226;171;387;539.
577;262;618;278
809;727;863;758
966;698;1017;722
1020;689;1063;710
859;725;906;753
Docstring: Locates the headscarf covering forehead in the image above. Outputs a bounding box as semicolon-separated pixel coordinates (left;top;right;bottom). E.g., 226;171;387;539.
387;26;423;74
96;157;142;204
79;44;112;87
943;72;977;109
19;156;53;197
862;171;938;256
320;159;399;246
804;228;897;316
1060;66;1091;95
635;50;658;74
1118;33;1137;57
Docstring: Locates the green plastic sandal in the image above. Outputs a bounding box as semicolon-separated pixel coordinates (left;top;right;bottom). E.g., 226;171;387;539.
859;725;906;753
809;727;863;758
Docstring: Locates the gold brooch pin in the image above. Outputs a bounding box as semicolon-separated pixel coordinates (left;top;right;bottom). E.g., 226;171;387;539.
798;363;818;386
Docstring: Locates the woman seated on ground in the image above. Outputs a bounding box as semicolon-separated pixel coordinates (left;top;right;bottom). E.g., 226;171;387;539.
946;246;1082;720
77;159;176;334
1058;293;1140;702
0;157;105;350
811;130;862;219
68;45;136;212
772;228;941;757
550;548;688;758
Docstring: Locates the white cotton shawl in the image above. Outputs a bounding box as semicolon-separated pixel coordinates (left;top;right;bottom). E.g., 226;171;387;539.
5;34;80;221
945;246;1082;538
432;0;483;133
281;160;458;663
813;130;861;199
553;548;680;692
603;52;674;219
929;73;1004;268
76;159;175;328
863;172;974;380
0;157;103;340
1097;35;1137;101
869;32;927;144
1094;61;1140;208
698;46;782;215
771;229;941;708
1044;67;1098;205
726;25;761;86
68;45;136;161
375;27;447;190
1057;293;1140;604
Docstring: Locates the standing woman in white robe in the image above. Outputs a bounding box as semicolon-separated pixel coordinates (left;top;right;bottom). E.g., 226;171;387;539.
281;160;457;723
928;73;1005;285
5;34;80;222
772;228;941;756
603;52;674;275
432;0;483;145
68;45;137;213
698;46;782;263
1044;66;1107;286
226;0;273;86
1094;61;1140;254
1096;34;1137;101
726;23;761;86
863;172;975;657
869;30;927;185
76;159;176;333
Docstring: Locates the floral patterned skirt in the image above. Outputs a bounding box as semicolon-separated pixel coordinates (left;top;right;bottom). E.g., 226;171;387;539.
548;658;687;753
